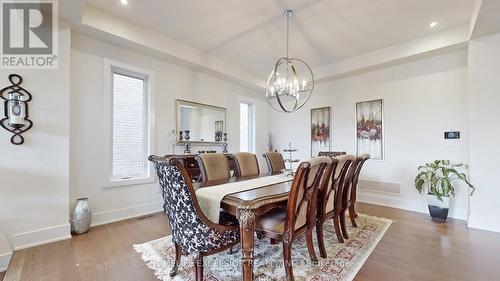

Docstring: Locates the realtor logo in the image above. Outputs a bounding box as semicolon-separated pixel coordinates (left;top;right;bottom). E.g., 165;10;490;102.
1;0;58;69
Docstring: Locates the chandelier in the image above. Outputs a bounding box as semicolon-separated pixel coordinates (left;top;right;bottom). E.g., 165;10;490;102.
266;9;314;113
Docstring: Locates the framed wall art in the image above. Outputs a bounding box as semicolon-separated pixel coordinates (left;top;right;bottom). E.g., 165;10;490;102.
311;106;331;157
356;99;383;160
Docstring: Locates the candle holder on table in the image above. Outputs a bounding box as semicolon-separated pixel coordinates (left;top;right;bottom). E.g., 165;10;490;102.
183;130;191;154
222;132;228;153
283;142;299;176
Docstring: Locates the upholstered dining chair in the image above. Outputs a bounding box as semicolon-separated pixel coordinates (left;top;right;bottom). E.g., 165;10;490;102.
255;156;331;281
346;154;370;227
315;155;356;258
234;152;260;177
262;152;286;173
318;151;347;158
148;156;240;281
338;155;360;240
197;153;231;182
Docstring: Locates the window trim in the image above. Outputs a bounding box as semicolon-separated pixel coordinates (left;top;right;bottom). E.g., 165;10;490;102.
240;101;255;153
102;59;156;189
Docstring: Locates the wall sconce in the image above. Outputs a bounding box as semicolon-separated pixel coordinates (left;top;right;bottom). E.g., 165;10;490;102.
0;74;33;145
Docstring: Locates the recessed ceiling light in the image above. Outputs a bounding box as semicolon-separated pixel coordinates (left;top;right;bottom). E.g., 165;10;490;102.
430;22;438;28
120;0;128;5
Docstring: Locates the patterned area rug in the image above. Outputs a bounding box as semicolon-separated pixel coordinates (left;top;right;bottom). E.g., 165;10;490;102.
134;214;391;281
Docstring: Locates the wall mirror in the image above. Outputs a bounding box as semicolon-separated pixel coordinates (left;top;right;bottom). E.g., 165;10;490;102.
176;99;226;144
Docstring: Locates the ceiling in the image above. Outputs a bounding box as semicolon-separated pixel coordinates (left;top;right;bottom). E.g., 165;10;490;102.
83;0;477;76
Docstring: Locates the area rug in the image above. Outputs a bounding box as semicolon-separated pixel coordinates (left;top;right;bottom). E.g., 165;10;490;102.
134;214;392;281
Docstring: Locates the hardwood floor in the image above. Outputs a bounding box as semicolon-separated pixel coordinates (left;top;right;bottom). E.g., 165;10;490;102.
3;203;500;281
355;204;500;281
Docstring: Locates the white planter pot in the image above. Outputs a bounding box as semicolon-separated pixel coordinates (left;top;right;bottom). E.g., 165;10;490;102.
426;194;450;208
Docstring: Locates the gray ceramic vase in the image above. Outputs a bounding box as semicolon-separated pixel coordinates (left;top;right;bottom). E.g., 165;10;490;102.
70;198;92;234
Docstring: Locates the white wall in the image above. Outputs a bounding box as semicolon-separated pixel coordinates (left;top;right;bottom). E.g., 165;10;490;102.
270;50;470;219
467;33;500;233
70;33;270;226
0;22;72;256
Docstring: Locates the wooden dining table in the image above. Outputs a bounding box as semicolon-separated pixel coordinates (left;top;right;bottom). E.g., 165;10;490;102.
193;172;293;281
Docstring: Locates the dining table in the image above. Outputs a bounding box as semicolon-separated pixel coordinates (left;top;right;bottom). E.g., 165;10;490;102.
193;172;294;281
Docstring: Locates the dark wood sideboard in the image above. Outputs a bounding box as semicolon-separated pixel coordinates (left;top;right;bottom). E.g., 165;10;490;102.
164;154;236;181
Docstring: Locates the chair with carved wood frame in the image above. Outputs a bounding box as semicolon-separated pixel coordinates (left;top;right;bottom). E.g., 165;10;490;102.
345;154;370;227
262;152;286;173
338;156;361;239
197;153;231;182
148;156;240;281
318;151;347;158
255;156;331;281
234;152;260;178
315;155;356;258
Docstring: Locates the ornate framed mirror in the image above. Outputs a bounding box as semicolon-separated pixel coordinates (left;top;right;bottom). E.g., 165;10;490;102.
175;99;226;144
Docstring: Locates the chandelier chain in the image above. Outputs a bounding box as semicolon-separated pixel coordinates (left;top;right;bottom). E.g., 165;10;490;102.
286;13;289;58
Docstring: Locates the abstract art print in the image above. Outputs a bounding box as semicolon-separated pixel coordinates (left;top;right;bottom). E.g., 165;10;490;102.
311;106;331;157
356;99;383;160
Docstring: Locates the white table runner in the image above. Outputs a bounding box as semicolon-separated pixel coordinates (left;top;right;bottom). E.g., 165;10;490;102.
195;174;293;223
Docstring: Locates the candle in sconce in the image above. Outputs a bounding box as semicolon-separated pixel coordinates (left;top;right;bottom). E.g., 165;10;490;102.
7;95;26;126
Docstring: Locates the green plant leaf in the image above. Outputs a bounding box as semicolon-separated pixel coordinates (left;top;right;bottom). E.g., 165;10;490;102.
441;178;451;197
415;178;425;193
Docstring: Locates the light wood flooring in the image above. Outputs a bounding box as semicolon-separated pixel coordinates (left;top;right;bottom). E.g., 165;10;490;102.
2;203;500;281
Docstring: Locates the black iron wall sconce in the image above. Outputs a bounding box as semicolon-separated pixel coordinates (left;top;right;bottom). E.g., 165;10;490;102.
0;74;33;145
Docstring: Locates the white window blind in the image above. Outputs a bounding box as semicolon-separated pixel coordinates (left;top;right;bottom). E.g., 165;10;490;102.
240;102;254;152
111;70;148;180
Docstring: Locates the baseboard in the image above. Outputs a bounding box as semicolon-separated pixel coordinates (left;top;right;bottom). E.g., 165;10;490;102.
91;201;163;227
357;190;428;213
12;224;71;251
468;214;500;233
8;202;163;252
356;190;466;220
0;252;12;272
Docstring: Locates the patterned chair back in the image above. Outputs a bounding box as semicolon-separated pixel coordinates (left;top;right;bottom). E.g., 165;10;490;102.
318;151;347;158
149;156;239;254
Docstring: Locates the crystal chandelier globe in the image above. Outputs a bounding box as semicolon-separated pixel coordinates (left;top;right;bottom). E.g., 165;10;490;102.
266;10;314;113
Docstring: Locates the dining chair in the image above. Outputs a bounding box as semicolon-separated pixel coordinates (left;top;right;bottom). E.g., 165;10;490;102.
234;152;260;177
346;154;370;227
197;153;231;182
262;152;286;173
148;156;240;281
318;151;347;158
255;156;331;281
315;155;356;258
338;155;360;240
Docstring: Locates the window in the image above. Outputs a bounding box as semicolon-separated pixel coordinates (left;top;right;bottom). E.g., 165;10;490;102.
103;60;155;188
240;102;254;152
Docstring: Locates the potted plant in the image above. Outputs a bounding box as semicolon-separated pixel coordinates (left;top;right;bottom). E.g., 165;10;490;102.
415;160;474;222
